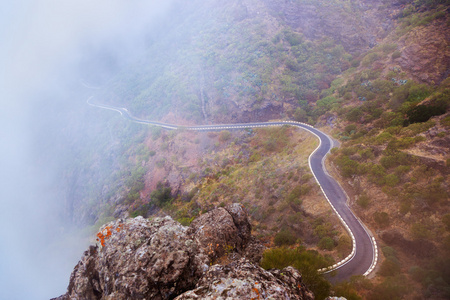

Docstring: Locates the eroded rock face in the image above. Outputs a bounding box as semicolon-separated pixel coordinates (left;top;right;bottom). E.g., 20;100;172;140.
175;259;314;300
54;204;313;300
397;19;450;84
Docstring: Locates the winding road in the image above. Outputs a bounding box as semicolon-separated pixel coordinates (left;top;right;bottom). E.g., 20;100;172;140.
88;98;377;282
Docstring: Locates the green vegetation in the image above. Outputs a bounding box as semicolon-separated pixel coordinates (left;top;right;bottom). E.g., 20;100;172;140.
379;247;401;277
356;193;370;208
274;229;297;246
76;1;449;298
318;237;335;250
373;212;390;228
150;181;173;207
261;247;332;300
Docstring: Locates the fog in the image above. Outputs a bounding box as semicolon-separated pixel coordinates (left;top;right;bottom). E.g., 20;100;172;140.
0;1;173;298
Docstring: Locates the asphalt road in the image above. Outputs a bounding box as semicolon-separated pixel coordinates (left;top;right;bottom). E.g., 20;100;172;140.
88;99;377;282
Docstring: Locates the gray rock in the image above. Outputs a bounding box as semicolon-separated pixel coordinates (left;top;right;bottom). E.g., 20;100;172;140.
175;259;314;300
54;204;313;299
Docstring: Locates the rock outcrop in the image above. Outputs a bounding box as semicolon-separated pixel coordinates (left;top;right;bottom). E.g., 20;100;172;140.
53;204;313;300
175;259;313;300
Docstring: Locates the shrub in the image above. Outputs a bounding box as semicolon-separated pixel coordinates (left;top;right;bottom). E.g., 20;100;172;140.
344;125;358;135
392;50;401;59
336;235;352;257
411;223;428;239
368;164;386;185
293;107;308;122
286;185;303;205
261;247;331;300
219;130;232;142
177;216;195;226
367;275;408;300
284;30;303;46
274;229;297;246
346;108;363;122
375;132;393;144
406;84;431;102
382;246;396;258
361;52;380;67
333;282;363;300
357;194;370;208
129;203;150;218
406;104;446;124
336;155;360;178
379;258;401;277
390;83;412;109
373;212;390;227
395;165;411;175
359;148;374;160
384;174;400;187
151;181;173;207
318;237;335;250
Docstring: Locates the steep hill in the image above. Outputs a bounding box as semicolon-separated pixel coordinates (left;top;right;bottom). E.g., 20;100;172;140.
58;0;449;299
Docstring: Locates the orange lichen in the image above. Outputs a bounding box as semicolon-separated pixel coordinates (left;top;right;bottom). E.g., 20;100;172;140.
96;224;124;248
251;286;261;300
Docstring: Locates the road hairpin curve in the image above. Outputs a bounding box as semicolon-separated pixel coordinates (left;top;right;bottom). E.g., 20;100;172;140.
88;97;377;281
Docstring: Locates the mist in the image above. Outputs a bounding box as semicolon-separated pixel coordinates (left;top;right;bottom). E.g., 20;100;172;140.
0;1;174;298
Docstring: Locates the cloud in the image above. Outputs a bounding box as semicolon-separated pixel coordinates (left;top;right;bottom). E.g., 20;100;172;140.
0;1;173;298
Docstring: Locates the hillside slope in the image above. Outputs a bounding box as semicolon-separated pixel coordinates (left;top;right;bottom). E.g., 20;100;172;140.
59;0;449;299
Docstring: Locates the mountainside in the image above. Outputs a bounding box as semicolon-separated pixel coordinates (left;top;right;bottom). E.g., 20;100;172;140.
55;0;449;299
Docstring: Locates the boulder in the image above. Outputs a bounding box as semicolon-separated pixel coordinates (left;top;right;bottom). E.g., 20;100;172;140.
53;204;313;299
175;258;314;300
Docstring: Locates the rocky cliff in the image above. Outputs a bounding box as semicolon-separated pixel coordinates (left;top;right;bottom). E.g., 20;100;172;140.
53;204;314;299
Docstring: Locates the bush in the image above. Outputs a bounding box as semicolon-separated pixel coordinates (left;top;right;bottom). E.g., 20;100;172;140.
361;52;380;67
218;130;232;142
375;132;393;144
411;223;428;239
368;164;386;186
382;246;396;258
357;194;370;208
384;174;400;187
392;50;401;59
274;229;297;246
336;155;360;178
367;275;408;300
346;108;363;122
261;247;331;300
284;30;303;46
150;181;173;207
373;212;390;227
318;237;335;250
406;104;446;124
379;258;401;277
286;183;311;204
333;281;363;300
293;107;308;122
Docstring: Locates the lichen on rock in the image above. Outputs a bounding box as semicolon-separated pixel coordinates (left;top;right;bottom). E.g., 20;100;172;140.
53;204;313;300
